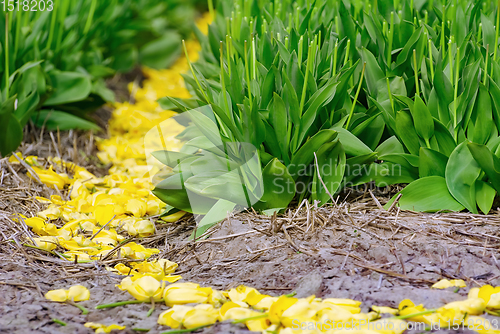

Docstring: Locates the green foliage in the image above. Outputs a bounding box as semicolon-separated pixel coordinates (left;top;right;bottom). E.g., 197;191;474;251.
0;0;205;156
153;0;500;227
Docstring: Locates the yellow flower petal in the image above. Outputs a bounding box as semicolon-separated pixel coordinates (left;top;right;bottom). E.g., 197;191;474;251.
268;295;298;325
183;304;219;329
45;285;90;302
84;322;126;333
126;199;147;217
67;285;90;301
163;286;211;306
45;289;68;302
432;279;466;289
161;211;187;223
33;237;57;251
118;275;163;302
94;205;116;226
440;297;486;315
158;305;192;328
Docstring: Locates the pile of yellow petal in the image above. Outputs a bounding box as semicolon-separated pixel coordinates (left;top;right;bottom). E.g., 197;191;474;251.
8;34;206;266
10;13;500;334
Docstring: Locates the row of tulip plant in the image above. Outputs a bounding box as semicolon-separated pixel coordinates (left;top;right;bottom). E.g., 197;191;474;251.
0;0;206;156
152;0;500;235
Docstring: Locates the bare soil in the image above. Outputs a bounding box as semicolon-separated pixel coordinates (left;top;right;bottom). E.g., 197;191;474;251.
2;164;500;334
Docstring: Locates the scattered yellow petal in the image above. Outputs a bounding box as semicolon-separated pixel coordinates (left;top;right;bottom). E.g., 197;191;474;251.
432;279;466;289
161;211;186;223
117;276;164;302
84;322;125;333
163;282;212;306
45;289;68;302
45;285;90;302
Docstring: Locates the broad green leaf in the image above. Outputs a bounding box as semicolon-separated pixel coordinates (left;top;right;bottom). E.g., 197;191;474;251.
276;39;291;64
112;46;138;72
158;97;200;112
0;116;23;157
14;90;39;127
289;129;338;179
153;172;217;214
271;94;288;161
433;118;456;156
8;61;44;87
261;69;276;109
433;61;453;125
445;142;481;214
263;120;282;158
489;78;500;132
88;65;116;78
193;199;236;238
380;153;419;168
339;0;356;46
343;152;378;185
467;142;500;193
359;47;384;97
312;140;346;205
254;158;295;211
282;74;301;125
475;180;496;214
92;79;115;103
152;151;193;168
384;176;464;212
139;32;182;69
375;162;419;186
188;108;224;147
299;82;338;145
473;84;493;145
481;13;495;50
355;113;385;151
412;96;434;144
32;110;100;131
184;170;256;206
396;110;420;155
419;147;448;178
331;127;373;157
396;27;422;67
376;76;407;104
44;72;92;106
376;136;405;156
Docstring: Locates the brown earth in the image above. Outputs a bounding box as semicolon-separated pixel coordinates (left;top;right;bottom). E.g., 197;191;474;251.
2;156;500;334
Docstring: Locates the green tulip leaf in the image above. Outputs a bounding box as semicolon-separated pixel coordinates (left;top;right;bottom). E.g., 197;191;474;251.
384;176;464;212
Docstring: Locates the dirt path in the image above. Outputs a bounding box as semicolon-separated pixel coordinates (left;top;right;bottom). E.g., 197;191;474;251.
2;182;500;333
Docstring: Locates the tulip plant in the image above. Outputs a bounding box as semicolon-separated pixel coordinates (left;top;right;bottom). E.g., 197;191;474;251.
0;0;206;156
152;0;500;234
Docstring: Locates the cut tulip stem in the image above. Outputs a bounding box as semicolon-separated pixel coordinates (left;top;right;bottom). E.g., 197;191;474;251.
146;297;155;317
390;308;438;320
96;299;164;309
5;14;9;97
231;313;268;324
345;62;366;129
413;49;419;97
52;318;67;326
284;291;297;297
67;301;89;315
132;329;150;332
486;309;500;317
182;40;209;102
386;78;394;112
